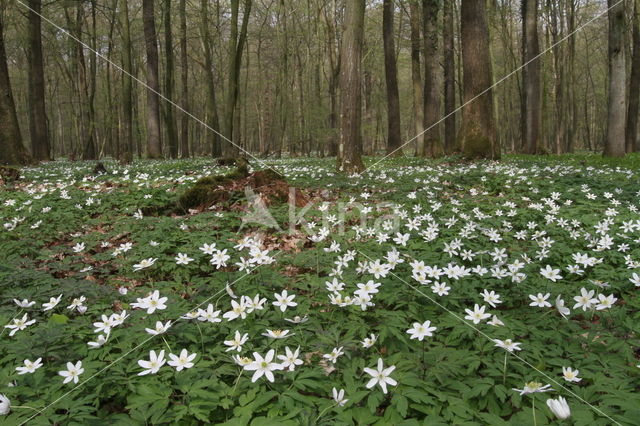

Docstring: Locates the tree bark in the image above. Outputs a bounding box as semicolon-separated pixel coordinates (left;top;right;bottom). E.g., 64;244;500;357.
422;0;442;157
443;0;456;154
457;0;499;159
179;0;190;157
163;0;178;158
383;0;403;156
200;0;222;157
0;14;32;165
324;0;340;156
521;0;541;154
337;0;365;173
626;0;640;153
604;0;626;157
118;0;133;163
409;0;425;156
26;0;50;161
223;0;253;156
143;0;163;158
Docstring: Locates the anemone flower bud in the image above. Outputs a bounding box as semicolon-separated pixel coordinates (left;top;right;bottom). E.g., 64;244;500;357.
546;396;571;420
0;394;10;415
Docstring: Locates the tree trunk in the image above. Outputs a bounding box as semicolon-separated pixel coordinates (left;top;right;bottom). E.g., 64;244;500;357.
604;0;626;157
337;0;365;173
383;0;403;156
409;0;425;156
26;0;50;161
0;14;32;165
324;0;341;157
163;0;178;158
443;0;456;154
422;0;442;157
626;0;640;153
143;0;163;158
223;0;252;156
200;0;222;157
521;0;541;154
118;0;133;163
457;0;499;159
179;0;190;157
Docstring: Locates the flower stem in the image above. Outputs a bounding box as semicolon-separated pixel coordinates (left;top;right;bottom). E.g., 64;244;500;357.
315;402;337;422
532;397;537;426
12;405;40;412
502;352;508;385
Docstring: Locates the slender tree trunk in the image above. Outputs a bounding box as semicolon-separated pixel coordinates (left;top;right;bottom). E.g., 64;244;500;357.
65;4;95;161
143;0;162;158
521;0;541;154
0;14;32;165
443;0;456;154
26;0;50;161
604;0;626;157
163;0;178;158
82;0;98;160
337;0;365;173
179;0;190;157
423;0;442;157
200;0;222;157
383;0;403;156
626;0;640;153
118;0;133;163
458;0;499;159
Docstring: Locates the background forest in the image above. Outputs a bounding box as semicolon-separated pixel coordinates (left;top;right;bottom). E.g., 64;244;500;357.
0;0;638;164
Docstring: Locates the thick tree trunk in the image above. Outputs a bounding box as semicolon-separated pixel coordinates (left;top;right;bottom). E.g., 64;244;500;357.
337;0;365;173
200;0;222;157
143;0;163;158
118;0;133;163
422;0;442;157
163;0;178;158
179;0;190;157
604;0;626;157
0;16;32;165
443;0;456;154
27;0;50;161
457;0;499;159
409;0;425;156
626;0;640;153
383;0;402;156
521;0;541;154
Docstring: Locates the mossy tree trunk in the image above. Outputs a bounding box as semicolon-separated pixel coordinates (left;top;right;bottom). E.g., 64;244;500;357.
457;0;500;160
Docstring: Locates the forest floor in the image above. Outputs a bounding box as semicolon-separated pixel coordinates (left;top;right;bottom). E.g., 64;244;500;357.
0;154;639;425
